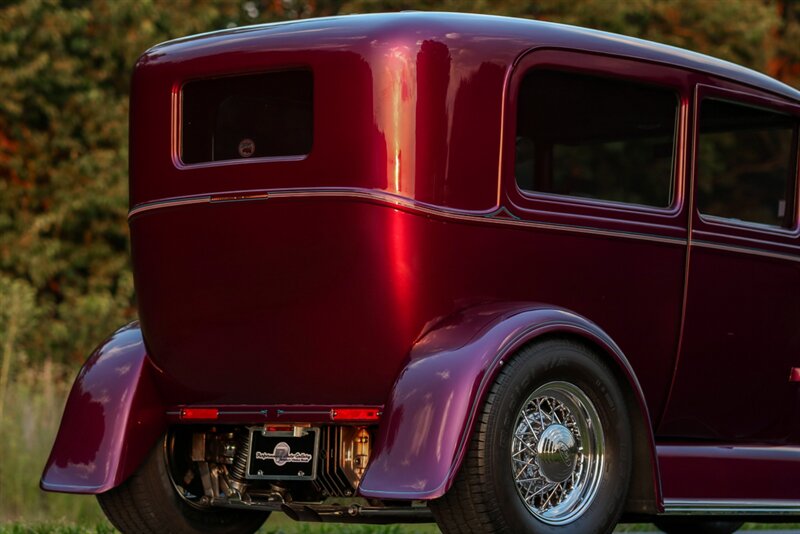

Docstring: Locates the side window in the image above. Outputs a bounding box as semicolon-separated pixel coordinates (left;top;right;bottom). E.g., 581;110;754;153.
181;70;313;165
697;99;798;228
515;70;678;208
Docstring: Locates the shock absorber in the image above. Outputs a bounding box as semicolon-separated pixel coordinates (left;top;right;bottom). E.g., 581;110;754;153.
228;429;250;495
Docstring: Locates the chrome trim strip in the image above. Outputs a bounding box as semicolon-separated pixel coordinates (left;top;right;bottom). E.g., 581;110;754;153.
698;212;800;238
128;196;209;217
662;499;800;516
210;193;270;203
276;190;687;245
129;188;687;246
694;226;800;250
693;239;800;263
130;190;800;262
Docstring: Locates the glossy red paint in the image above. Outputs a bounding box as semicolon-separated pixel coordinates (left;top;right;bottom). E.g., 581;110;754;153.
41;323;165;493
43;11;800;515
658;444;800;501
129;193;686;414
658;83;800;442
358;302;659;502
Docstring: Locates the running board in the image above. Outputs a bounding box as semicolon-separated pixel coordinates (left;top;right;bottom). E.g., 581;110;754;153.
663;499;800;516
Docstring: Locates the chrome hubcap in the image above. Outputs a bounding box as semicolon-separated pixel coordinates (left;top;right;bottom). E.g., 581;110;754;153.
536;424;577;483
510;381;604;525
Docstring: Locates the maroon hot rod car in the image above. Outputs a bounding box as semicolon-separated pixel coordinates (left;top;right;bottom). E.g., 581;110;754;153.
42;12;800;534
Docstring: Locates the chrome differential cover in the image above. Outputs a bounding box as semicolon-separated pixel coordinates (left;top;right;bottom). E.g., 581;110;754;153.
510;381;605;525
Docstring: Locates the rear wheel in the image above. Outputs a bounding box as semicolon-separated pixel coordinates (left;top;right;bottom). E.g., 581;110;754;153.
431;338;632;533
653;518;744;534
97;434;269;534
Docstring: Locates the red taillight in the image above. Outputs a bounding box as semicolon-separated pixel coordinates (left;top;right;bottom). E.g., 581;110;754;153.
331;408;381;421
180;408;219;420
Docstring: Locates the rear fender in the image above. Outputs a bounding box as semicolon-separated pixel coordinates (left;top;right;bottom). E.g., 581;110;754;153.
41;322;165;493
358;302;660;508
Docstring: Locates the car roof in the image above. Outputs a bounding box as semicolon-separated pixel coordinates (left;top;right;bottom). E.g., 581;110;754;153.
147;11;800;103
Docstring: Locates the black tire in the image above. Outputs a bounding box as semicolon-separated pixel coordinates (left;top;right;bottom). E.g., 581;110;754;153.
430;338;632;534
653;518;744;534
97;434;269;534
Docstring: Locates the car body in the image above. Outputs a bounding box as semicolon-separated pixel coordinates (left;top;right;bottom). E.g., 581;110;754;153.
42;11;800;534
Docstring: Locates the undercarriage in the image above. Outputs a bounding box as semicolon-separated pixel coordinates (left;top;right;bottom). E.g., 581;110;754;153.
166;424;433;524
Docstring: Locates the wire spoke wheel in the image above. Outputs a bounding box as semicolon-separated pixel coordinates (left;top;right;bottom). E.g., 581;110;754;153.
511;381;604;525
431;339;631;534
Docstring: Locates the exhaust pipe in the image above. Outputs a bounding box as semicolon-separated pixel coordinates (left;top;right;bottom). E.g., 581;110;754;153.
281;503;434;524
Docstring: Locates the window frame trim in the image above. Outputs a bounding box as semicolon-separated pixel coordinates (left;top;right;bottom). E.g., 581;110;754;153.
503;48;690;224
692;83;800;238
514;69;680;211
173;66;315;170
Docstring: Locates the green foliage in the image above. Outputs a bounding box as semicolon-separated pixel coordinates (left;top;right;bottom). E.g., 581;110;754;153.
0;275;40;419
0;0;299;369
769;1;800;88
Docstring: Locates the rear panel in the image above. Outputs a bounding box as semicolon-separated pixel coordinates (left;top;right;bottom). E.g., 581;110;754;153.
129;15;512;405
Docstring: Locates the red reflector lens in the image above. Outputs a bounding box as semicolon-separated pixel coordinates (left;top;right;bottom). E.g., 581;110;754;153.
331;408;381;421
266;425;293;432
180;408;219;420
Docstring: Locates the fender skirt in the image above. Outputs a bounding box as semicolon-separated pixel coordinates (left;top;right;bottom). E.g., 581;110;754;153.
359;302;659;504
41;322;165;494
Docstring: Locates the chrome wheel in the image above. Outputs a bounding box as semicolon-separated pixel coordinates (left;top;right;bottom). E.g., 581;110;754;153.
510;380;604;525
431;339;631;534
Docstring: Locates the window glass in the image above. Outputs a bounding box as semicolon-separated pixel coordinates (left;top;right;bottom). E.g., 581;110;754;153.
515;70;678;207
181;70;313;164
697;99;797;228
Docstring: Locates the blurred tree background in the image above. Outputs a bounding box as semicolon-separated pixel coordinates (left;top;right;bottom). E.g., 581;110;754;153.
0;0;798;375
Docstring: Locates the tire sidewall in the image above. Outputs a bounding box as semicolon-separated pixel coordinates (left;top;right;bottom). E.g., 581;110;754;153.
98;433;269;534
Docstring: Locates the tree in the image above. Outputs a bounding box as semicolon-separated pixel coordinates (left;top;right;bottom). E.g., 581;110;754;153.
0;0;296;366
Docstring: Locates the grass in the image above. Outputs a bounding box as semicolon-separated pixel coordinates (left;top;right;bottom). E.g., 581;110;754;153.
2;364;800;533
0;361;107;525
0;523;435;534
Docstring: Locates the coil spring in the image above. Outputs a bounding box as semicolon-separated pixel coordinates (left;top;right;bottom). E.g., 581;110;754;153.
229;429;250;482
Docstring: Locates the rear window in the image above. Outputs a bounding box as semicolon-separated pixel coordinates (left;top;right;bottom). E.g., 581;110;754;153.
697;99;797;228
515;70;678;208
180;70;313;165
